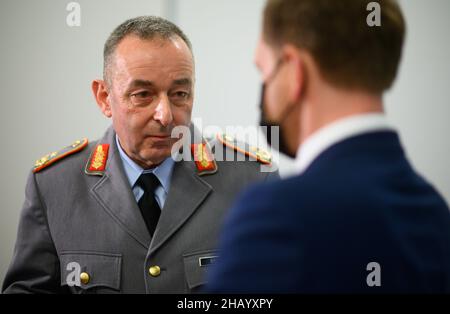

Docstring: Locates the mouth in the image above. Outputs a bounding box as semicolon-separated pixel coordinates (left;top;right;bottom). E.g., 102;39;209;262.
146;134;173;144
149;134;171;139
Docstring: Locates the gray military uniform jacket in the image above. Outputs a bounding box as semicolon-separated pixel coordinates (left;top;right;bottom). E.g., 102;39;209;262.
2;126;277;294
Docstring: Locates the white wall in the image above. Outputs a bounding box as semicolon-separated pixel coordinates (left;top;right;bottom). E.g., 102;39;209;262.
1;0;449;285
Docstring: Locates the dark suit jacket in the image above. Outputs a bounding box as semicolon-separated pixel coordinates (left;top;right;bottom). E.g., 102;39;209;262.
207;131;450;293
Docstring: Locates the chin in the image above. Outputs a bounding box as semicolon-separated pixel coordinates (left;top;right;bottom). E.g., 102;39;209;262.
141;148;172;165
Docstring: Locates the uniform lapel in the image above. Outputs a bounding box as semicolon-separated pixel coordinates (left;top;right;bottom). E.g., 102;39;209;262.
88;127;151;249
149;157;213;255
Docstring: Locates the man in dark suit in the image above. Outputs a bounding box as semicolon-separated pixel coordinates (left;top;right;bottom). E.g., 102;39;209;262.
207;0;450;293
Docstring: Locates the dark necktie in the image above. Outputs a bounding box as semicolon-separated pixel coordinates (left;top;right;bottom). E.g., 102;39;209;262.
136;173;161;237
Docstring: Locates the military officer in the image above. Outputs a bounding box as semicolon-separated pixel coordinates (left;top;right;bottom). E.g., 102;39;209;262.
2;16;277;294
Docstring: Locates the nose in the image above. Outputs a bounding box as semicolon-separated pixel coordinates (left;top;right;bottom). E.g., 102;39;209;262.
153;94;173;127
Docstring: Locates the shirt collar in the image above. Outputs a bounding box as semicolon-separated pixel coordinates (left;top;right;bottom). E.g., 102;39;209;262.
294;113;394;174
115;134;175;194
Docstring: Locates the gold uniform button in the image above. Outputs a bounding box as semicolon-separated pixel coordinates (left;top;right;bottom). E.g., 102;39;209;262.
80;272;90;285
149;266;161;277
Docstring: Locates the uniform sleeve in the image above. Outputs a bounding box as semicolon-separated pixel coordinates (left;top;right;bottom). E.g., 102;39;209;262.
2;171;65;294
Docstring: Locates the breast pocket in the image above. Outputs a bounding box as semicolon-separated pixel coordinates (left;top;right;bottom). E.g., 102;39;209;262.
60;251;122;294
183;250;218;293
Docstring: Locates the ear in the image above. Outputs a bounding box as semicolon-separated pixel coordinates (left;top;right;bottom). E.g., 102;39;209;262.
92;79;112;118
282;44;306;104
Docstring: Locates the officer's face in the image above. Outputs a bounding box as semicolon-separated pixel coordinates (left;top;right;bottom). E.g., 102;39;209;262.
98;35;194;168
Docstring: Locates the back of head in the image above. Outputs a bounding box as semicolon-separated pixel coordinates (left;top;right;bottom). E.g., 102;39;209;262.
263;0;406;94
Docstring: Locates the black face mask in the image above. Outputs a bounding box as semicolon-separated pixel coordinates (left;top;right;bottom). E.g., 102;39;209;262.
259;83;297;159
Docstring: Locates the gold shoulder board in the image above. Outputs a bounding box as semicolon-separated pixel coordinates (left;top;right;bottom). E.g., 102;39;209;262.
33;138;89;173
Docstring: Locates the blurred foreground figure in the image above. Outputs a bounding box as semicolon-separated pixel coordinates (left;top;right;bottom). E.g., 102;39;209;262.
207;0;450;293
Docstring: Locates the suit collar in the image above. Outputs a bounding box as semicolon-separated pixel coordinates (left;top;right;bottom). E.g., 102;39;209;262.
295;113;394;174
304;130;403;176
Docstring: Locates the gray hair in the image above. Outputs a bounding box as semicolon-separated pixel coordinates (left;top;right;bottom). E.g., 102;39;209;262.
103;16;193;85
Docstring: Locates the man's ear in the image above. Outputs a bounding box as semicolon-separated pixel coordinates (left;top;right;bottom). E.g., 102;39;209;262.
92;79;112;118
282;44;307;104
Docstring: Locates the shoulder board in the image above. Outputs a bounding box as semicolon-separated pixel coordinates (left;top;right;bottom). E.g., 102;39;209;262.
191;143;218;176
33;138;89;173
217;133;272;165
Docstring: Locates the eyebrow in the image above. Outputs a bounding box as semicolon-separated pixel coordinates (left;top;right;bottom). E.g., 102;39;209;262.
127;78;192;90
128;79;154;89
172;78;192;87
